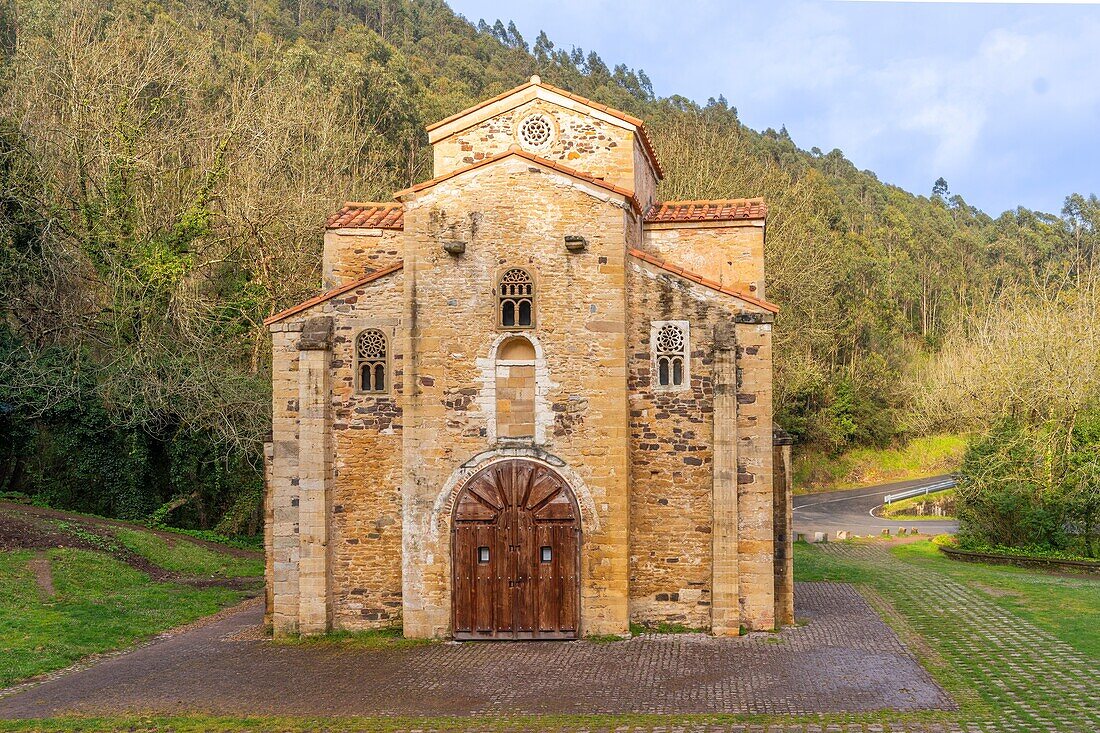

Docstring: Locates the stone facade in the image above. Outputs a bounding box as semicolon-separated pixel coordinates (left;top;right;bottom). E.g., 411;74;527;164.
264;77;792;639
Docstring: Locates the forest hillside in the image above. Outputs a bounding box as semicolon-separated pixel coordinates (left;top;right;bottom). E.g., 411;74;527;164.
1;0;1096;535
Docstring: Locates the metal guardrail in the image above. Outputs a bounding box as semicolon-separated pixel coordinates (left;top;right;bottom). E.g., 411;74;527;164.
883;477;956;504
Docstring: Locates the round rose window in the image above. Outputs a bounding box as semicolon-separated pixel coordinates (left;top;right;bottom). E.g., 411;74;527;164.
518;114;552;149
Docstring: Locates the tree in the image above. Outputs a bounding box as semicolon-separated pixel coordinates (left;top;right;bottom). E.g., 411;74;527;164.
505;21;527;52
533;31;553;63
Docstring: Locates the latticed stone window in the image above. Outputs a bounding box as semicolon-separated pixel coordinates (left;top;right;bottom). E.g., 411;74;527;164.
518;113;553;150
355;328;388;393
498;268;535;329
652;321;689;390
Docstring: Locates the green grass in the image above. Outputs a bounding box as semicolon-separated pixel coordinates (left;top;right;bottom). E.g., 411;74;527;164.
152;524;264;552
114;527;264;578
792;540;881;584
794;433;967;494
0;549;247;688
892;540;1100;658
881;488;956;520
0;711;974;733
795;538;1100;660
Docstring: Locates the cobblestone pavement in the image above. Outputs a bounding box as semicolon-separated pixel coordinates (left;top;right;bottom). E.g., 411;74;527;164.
2;543;1097;733
0;581;949;719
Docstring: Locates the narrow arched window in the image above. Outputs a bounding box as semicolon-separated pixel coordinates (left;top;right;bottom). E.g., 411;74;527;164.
498;268;534;329
356;329;388;394
653;322;688;389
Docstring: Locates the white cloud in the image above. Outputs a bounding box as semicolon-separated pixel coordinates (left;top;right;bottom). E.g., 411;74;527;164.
450;0;1100;211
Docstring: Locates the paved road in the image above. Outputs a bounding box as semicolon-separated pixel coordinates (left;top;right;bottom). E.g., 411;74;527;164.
793;475;958;539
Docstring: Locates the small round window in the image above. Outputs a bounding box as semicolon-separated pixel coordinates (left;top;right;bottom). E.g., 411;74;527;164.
518;114;553;149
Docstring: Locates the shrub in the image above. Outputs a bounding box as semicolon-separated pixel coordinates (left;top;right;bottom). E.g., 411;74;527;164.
957;415;1100;557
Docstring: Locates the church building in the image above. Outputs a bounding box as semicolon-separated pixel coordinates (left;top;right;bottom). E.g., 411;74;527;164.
263;76;794;640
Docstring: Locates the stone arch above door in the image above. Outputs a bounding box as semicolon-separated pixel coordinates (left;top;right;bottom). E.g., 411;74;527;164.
431;448;601;538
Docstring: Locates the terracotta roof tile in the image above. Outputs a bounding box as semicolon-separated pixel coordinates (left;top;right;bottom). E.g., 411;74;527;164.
644;198;767;224
627;248;779;314
425;77;663;180
264;262;403;326
326;202;404;230
394;149;642;214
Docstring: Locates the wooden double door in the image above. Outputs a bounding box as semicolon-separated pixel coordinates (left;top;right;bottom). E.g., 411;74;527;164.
452;459;580;640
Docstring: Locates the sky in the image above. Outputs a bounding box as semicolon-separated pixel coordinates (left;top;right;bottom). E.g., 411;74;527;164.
448;0;1100;216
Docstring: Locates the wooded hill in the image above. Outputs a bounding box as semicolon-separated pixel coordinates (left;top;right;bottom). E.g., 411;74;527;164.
1;0;1096;533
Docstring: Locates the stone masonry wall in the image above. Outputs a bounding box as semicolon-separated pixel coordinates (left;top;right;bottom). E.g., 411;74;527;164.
323;228;403;289
432;97;656;208
626;256;777;632
267;269;406;634
734;317;776;629
642;223;766;299
496;363;536;438
327;271;406;629
626;265;718;630
269;324;302;634
399;156;634;638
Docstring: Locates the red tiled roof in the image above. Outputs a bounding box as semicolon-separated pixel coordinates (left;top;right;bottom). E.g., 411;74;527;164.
326;202;404;230
425;77;664;180
627;248;779;314
263;263;403;326
644;198;767;225
393;148;642;214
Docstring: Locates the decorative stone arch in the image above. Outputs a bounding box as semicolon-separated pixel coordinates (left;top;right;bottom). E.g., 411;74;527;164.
431;447;600;540
476;332;556;445
424;449;598;638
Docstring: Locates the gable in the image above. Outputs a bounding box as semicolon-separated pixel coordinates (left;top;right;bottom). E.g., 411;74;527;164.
264;263;403;327
426;77;660;204
627;249;778;317
395;150;641;215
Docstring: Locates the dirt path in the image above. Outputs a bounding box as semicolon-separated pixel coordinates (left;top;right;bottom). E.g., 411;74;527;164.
27;551;54;598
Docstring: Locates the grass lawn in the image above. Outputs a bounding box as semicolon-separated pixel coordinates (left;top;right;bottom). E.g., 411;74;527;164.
890;540;1100;658
0;549;249;688
114;527;264;578
794;433;966;493
793;540;1100;657
791;539;1100;730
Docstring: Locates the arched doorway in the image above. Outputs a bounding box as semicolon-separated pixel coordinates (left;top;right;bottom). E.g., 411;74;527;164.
451;459;580;639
